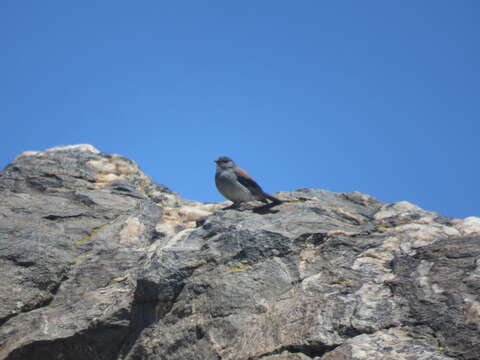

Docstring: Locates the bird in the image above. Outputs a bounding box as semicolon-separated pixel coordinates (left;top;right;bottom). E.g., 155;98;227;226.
214;156;282;208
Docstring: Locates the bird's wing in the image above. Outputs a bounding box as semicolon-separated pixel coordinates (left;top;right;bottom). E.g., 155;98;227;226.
234;167;265;196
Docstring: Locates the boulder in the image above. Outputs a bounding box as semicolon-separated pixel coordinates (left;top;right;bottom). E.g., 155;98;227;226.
0;146;478;360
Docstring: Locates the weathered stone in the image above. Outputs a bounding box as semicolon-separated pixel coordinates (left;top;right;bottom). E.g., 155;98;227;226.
0;146;166;360
0;145;478;360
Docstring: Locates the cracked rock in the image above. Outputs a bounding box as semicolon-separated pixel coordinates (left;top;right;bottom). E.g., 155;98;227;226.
0;145;479;360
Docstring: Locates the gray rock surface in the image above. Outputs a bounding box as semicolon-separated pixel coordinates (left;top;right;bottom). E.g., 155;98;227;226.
0;145;479;360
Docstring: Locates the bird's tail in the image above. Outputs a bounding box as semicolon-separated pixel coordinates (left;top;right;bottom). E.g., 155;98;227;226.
263;193;282;205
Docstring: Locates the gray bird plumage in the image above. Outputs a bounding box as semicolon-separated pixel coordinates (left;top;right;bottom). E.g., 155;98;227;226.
214;156;281;208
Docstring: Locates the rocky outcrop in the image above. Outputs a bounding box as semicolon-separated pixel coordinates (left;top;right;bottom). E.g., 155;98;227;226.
0;145;479;360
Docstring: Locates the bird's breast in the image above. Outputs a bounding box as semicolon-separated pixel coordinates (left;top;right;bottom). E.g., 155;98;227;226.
215;171;253;202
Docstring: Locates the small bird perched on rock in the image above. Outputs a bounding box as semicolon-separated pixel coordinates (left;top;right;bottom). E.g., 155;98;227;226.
214;156;282;208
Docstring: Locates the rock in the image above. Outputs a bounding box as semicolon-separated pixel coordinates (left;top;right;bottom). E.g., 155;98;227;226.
0;145;172;360
322;327;453;360
0;145;479;360
456;217;480;236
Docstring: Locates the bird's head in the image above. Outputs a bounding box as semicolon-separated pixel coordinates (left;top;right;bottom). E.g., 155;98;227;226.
214;156;236;169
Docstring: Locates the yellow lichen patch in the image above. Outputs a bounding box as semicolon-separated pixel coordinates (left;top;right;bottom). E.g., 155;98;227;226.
226;265;252;273
434;337;445;354
73;223;108;245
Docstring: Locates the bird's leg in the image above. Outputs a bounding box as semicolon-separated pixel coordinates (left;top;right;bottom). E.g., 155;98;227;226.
223;201;243;210
232;202;243;209
264;193;282;206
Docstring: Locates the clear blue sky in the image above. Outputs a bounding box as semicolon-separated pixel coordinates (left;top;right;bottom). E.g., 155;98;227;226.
1;1;479;218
